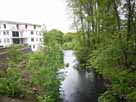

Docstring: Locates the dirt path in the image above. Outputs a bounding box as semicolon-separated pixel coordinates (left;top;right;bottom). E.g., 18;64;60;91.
0;96;23;102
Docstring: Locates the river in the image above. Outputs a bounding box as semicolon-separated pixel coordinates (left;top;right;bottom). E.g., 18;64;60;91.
58;50;104;102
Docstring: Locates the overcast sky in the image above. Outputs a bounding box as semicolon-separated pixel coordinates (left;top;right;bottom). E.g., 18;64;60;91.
0;0;72;32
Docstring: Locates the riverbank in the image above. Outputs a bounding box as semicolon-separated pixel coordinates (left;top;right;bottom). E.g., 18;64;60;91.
0;46;63;102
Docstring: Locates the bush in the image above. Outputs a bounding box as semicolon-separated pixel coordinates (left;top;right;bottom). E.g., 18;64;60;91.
0;66;24;97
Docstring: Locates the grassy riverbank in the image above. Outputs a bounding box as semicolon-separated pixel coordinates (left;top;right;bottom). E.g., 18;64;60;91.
0;46;63;102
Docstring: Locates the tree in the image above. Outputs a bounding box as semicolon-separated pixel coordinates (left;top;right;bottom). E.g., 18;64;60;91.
67;0;136;101
43;29;64;47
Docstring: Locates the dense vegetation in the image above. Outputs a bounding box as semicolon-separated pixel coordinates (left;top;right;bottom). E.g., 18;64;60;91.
63;32;78;50
0;29;64;102
67;0;136;101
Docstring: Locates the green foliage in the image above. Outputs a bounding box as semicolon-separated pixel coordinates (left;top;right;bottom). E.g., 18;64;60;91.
0;66;23;96
38;96;54;102
7;45;23;63
0;29;64;102
27;48;63;102
67;0;136;101
43;29;64;47
63;32;79;50
90;36;136;102
40;30;64;101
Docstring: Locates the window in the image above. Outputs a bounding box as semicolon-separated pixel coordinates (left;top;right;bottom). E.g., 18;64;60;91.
12;31;19;37
13;38;20;44
16;24;19;29
29;45;31;48
25;24;28;29
33;44;35;48
34;25;36;29
31;31;34;35
3;24;6;29
31;38;34;42
3;31;6;35
40;38;42;41
7;31;9;35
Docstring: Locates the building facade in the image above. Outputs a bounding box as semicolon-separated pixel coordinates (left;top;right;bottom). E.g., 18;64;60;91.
0;20;44;51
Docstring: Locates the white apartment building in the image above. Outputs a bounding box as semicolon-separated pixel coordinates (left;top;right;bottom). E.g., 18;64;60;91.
0;20;44;51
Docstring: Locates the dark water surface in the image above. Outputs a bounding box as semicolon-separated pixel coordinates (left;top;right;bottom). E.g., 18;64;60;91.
58;50;103;102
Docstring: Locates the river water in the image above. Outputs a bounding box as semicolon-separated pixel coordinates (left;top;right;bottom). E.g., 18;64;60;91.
58;50;103;102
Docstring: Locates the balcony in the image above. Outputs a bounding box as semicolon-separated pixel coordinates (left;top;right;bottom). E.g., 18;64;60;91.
11;31;27;38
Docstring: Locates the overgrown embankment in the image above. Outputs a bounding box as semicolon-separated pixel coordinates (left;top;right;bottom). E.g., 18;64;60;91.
66;0;136;102
0;29;64;102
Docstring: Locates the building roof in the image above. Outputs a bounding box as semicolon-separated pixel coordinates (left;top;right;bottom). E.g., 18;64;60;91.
0;20;41;26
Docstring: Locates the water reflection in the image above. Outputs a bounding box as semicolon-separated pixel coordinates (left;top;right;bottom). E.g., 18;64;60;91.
58;50;101;102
